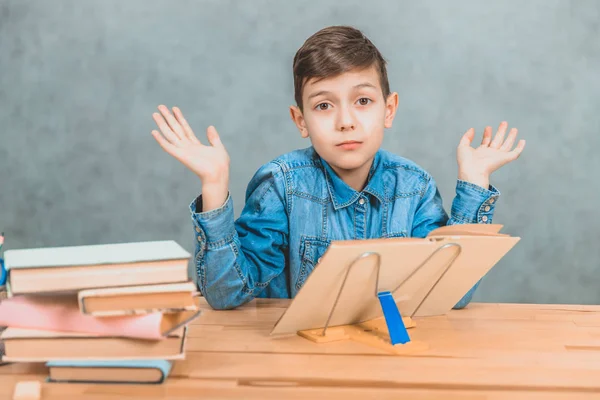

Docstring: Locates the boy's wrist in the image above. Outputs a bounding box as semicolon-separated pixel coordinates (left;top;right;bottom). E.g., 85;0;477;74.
457;171;490;190
201;182;229;212
198;165;230;187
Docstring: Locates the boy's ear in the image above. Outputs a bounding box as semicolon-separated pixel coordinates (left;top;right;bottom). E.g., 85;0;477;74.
384;92;399;129
289;105;309;138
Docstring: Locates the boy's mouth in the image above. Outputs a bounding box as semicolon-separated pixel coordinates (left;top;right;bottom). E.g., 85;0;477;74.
337;140;362;150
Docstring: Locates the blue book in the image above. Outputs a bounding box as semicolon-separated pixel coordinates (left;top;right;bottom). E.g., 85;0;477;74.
46;359;172;384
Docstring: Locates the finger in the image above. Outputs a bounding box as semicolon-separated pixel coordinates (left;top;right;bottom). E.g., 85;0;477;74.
490;121;508;149
500;128;518;151
173;107;201;144
510;139;526;158
503;139;526;163
158;105;185;140
152;112;180;145
458;128;475;147
151;130;179;156
480;126;492;147
206;125;223;148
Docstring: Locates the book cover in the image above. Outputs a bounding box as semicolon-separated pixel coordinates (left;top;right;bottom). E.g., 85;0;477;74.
46;359;172;384
0;295;200;339
4;240;190;270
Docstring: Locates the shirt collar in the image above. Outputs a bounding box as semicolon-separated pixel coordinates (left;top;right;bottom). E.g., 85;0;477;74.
319;150;386;210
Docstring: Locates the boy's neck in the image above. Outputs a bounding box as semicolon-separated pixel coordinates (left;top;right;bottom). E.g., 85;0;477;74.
330;158;374;192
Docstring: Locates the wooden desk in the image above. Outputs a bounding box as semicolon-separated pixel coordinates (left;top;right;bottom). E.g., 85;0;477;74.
1;299;600;399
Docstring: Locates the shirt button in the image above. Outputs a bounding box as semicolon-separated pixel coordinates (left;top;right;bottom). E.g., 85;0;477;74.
197;236;202;242
195;227;201;233
489;198;496;204
481;216;488;223
317;257;322;264
358;198;365;205
484;206;491;212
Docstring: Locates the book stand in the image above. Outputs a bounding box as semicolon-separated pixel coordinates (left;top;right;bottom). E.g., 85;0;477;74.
297;241;462;354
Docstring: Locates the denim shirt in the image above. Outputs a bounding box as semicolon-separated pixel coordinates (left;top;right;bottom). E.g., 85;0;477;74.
190;147;500;310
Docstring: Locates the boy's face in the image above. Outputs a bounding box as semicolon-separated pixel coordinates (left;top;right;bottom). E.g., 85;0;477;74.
290;65;398;176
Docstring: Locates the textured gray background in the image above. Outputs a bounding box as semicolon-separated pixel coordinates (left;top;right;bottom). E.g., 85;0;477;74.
1;0;599;304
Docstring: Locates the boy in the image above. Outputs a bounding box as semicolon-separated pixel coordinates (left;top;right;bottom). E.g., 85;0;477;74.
151;26;525;310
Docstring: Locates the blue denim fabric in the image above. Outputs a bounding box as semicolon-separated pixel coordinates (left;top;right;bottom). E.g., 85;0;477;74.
190;147;499;310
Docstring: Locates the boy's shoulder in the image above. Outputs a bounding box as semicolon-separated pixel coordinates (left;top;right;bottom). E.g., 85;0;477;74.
245;147;321;190
250;147;322;179
270;147;321;171
376;149;432;181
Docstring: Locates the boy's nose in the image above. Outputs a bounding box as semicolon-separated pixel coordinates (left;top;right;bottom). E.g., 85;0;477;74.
337;109;356;132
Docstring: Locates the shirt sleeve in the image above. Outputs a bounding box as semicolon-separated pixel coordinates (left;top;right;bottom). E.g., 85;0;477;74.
190;161;289;310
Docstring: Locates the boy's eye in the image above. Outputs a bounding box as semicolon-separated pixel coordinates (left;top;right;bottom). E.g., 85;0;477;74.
357;98;371;106
315;103;330;111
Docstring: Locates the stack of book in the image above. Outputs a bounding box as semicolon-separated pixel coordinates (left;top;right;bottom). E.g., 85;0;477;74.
0;240;200;384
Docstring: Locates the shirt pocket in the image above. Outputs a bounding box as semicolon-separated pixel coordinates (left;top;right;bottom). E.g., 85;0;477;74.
296;236;330;291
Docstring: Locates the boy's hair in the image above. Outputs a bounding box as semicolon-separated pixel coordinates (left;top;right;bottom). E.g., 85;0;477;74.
293;26;390;111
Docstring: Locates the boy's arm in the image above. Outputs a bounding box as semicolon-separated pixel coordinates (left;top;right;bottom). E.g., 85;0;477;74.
411;122;525;309
150;106;288;310
190;162;288;310
411;176;500;309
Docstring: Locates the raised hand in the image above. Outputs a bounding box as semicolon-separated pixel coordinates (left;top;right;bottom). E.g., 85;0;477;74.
152;105;230;211
457;121;526;189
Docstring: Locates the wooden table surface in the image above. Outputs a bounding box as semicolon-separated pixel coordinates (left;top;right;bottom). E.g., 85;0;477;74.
2;298;600;399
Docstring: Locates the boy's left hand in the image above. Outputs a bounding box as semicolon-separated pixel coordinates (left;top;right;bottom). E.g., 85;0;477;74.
456;121;526;189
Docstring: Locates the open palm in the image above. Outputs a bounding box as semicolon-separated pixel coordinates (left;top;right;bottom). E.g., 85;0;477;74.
151;105;230;185
457;122;526;177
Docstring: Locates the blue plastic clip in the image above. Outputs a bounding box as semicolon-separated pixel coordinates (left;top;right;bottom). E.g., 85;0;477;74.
0;258;6;286
377;291;410;345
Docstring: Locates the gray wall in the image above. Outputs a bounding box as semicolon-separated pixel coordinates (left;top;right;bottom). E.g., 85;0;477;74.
1;0;599;304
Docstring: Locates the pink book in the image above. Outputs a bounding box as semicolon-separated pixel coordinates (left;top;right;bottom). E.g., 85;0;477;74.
0;295;200;340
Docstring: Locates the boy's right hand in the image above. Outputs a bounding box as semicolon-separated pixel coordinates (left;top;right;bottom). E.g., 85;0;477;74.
152;105;230;212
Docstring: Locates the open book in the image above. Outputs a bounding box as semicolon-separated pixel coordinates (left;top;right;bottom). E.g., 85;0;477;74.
271;223;519;335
